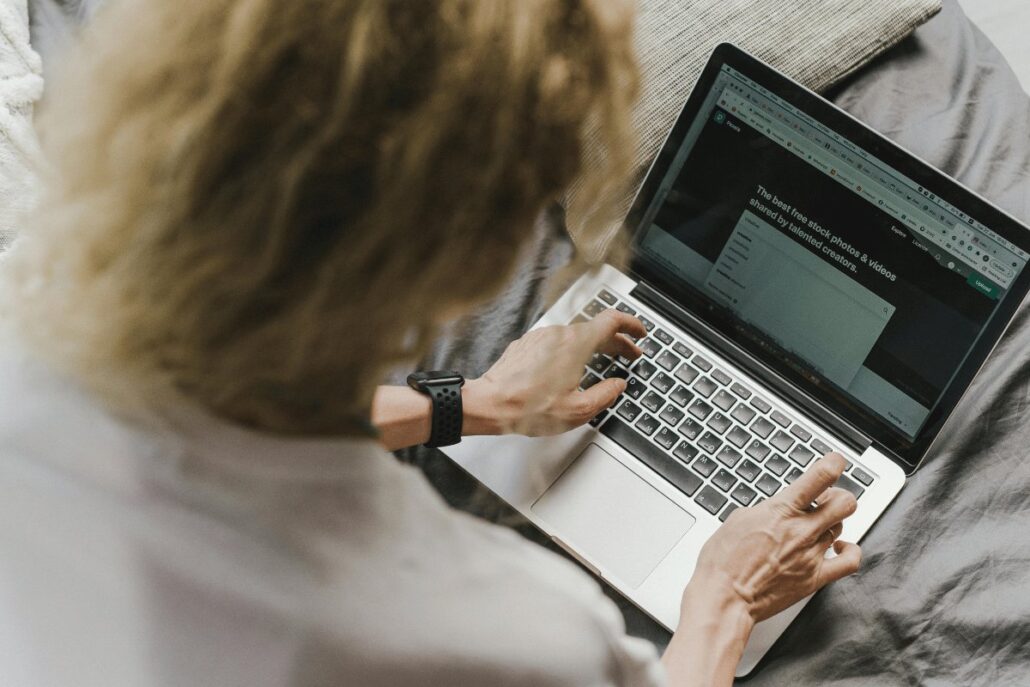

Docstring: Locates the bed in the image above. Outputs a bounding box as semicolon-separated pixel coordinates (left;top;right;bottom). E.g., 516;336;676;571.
398;1;1030;684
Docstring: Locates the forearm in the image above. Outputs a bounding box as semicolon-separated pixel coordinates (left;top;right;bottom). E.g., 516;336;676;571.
371;380;502;451
661;582;753;687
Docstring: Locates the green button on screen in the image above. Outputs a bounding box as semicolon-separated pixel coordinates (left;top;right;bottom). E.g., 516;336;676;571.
967;272;1001;300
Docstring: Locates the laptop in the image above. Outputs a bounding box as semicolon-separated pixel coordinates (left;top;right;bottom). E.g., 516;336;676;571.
444;44;1030;676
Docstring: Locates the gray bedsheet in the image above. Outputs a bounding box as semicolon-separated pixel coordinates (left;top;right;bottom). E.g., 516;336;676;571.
404;1;1030;684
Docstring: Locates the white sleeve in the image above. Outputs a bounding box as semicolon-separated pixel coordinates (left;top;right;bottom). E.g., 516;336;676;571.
0;0;44;251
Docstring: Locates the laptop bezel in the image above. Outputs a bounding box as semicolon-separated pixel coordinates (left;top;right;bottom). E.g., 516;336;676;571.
624;43;1030;472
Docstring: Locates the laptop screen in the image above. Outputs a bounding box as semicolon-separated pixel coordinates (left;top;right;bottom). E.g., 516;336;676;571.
632;59;1030;447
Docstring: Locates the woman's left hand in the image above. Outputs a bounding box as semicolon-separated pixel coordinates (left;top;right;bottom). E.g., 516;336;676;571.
463;310;647;436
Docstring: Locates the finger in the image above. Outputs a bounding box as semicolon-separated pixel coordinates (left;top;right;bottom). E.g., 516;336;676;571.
808;487;858;532
818;522;844;549
778;453;847;511
818;540;862;585
572;310;647;360
597;333;642;360
574;377;627;421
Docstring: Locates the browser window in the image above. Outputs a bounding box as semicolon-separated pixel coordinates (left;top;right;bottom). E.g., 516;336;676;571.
635;65;1029;439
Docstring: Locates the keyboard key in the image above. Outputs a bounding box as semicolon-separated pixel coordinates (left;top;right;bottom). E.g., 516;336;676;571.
694;377;718;398
670;385;694;407
639;317;655;332
655;350;681;372
654;328;674;345
790;425;813;443
712;469;737;493
712;390;736;412
811;438;832;456
588;354;610;374
691;454;718;477
752;417;776;439
652;373;675;394
633;359;657;381
718;503;740;522
851;467;873;486
785;467;803;484
770;410;791;427
725;426;750;449
583;299;607;317
770;431;795;453
617;400;642;423
675;364;700;385
750;396;772;413
735;459;761;482
788;445;816;467
697;431;723;455
640;391;664;414
571;314;588;324
580;372;601;390
659;406;685;427
616;355;634;367
604;366;629;380
625;377;646;399
765;454;790;476
731;483;758;506
834;474;865;499
635;413;660;436
598;289;617;305
716;446;742;469
711;369;732;386
673;441;699;464
639;338;662;358
673;342;693;358
745;440;771;462
615;302;636;316
692;356;713;372
730;404;757;425
678;417;703;440
589;411;608;428
654;427;678;450
730;383;752;399
688;400;713;421
695;485;728;515
756;473;781;496
707;413;732;435
600;418;702;497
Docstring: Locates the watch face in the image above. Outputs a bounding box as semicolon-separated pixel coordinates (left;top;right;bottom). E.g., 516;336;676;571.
408;370;465;389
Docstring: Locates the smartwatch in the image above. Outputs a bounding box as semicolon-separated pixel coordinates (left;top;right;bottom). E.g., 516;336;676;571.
406;371;466;448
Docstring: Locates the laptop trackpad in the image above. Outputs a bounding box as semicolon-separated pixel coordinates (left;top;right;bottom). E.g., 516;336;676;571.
531;444;695;588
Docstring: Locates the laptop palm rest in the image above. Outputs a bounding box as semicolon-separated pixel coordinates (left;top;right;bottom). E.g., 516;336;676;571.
531;444;695;588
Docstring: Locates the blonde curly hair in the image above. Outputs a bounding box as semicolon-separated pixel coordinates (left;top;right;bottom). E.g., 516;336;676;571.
6;0;638;434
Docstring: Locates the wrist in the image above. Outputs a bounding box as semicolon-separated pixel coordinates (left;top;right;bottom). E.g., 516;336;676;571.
662;579;754;685
461;377;507;436
679;576;755;640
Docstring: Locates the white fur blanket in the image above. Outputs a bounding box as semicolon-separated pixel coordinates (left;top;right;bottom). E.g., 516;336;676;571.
0;0;42;251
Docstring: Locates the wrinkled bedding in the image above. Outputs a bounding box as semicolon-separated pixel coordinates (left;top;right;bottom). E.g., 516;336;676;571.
404;1;1030;684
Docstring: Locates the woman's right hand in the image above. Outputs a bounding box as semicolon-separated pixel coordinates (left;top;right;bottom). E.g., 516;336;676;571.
689;452;862;623
662;453;861;687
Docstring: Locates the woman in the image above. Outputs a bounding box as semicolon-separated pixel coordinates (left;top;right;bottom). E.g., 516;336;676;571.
0;0;860;685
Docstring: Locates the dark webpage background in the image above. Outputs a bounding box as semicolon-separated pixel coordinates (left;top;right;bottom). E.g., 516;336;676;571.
640;108;996;412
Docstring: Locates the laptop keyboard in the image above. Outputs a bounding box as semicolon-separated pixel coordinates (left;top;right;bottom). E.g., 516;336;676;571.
574;289;875;523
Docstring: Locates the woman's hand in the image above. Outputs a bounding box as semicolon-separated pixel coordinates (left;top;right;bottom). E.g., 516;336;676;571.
464;309;646;436
662;453;861;687
689;452;861;622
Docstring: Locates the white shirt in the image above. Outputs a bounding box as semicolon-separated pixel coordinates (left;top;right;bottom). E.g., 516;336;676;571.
0;323;665;687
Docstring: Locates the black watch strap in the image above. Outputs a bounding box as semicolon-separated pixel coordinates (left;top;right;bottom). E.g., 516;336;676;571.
407;372;465;448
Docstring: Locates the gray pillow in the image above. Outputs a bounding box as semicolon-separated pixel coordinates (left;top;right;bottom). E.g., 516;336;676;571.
566;0;942;261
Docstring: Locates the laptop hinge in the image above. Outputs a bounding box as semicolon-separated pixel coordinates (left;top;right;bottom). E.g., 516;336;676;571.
632;281;870;454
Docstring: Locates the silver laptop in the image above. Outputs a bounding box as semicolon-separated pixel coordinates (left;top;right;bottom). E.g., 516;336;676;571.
444;44;1030;676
